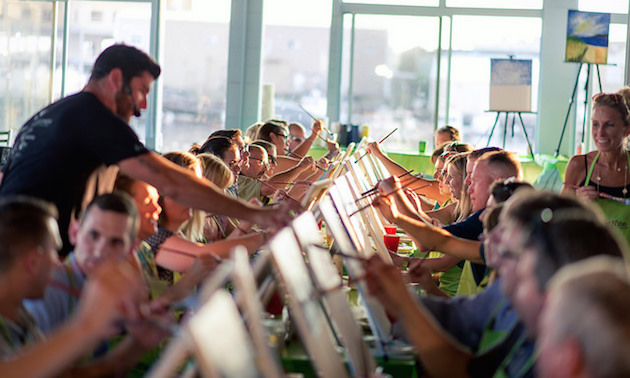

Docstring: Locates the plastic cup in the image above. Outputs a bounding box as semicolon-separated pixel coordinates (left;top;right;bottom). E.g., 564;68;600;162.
418;140;427;154
384;224;397;235
383;234;400;252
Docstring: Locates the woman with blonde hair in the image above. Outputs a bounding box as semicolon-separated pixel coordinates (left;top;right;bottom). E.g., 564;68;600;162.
563;88;630;244
146;151;267;284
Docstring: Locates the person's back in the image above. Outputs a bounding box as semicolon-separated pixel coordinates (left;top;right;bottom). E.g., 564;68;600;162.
0;93;146;256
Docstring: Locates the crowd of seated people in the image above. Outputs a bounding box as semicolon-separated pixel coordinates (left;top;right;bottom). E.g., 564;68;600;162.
2;42;630;378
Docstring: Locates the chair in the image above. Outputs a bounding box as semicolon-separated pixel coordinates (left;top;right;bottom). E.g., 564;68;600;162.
0;130;12;147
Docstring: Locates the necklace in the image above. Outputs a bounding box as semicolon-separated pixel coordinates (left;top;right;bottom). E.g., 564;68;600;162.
595;152;629;197
624;164;628;197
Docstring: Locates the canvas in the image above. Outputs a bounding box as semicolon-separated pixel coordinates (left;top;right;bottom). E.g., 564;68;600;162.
489;58;532;112
565;9;610;64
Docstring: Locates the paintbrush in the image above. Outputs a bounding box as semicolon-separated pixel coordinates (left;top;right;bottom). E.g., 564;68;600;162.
349;178;419;216
298;104;334;144
599;192;630;205
356;173;425;202
358;170;415;197
253;177;302;206
287;151;327;171
354;127;399;163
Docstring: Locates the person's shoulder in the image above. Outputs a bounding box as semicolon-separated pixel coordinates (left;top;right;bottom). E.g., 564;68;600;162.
565;152;591;183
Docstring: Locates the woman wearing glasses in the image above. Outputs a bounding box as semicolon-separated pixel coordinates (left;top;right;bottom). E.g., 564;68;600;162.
562;89;630;244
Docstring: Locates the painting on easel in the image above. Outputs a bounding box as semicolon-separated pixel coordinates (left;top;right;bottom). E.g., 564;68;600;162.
565;10;610;64
489;58;532;112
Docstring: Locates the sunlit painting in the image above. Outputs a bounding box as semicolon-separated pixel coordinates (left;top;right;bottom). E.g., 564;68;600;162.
565;10;610;64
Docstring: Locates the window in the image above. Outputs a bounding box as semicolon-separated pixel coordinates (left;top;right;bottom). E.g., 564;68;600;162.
0;1;54;142
261;0;332;132
60;1;152;144
578;0;629;14
343;0;438;5
160;1;231;152
341;14;441;152
447;16;541;155
446;0;543;9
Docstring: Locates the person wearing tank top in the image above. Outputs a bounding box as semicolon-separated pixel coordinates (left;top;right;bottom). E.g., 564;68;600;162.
563;90;630;244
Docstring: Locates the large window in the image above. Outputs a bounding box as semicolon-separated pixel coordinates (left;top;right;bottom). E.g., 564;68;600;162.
341;14;441;153
337;9;542;154
261;0;332;133
446;0;542;9
0;1;55;142
60;1;152;144
160;1;231;152
448;16;541;155
578;0;629;14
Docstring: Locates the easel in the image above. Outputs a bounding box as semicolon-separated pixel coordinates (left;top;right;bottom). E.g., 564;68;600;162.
554;63;603;157
486;110;536;161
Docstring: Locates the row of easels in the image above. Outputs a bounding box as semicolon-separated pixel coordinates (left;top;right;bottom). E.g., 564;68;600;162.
146;140;414;377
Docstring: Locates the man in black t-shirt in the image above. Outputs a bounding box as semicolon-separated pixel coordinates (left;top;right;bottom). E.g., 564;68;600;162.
0;44;289;255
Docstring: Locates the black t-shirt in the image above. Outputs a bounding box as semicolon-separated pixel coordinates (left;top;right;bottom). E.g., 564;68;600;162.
0;92;148;253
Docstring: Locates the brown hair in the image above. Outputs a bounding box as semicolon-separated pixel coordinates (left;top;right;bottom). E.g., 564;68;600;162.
594;90;630;126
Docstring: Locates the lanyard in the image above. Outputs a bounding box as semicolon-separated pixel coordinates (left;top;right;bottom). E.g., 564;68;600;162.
584;151;630;190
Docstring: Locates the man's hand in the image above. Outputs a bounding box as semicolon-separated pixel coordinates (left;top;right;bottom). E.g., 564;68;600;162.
250;202;299;229
73;257;148;340
364;255;411;320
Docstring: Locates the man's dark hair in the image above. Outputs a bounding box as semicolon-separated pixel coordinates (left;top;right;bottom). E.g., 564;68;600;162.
90;44;161;84
0;196;59;273
436;125;461;142
257;121;287;142
82;192;140;241
190;136;235;159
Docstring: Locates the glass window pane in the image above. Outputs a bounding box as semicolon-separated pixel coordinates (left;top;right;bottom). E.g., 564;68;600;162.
446;0;542;9
62;1;152;144
262;0;332;130
343;0;438;6
573;23;627;150
161;1;231;152
448;16;541;155
578;0;629;14
1;1;54;141
342;14;440;153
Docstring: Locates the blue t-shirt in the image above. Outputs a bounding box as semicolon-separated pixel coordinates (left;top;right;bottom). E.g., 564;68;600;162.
443;209;488;285
23;253;85;334
422;279;534;377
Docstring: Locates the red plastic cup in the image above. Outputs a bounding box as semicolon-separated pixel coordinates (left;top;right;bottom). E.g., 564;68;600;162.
384;224;397;235
383;234;400;252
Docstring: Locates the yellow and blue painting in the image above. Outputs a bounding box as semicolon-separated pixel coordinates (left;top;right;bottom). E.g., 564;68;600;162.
565;10;610;64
